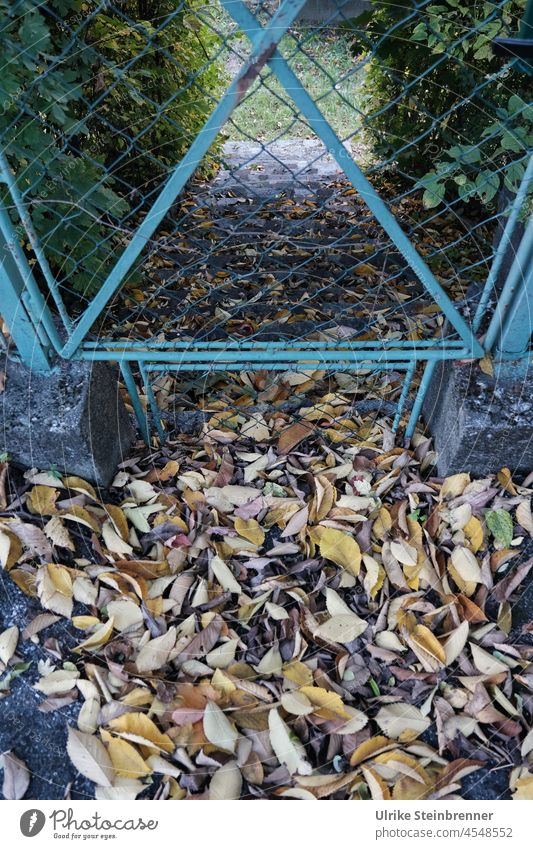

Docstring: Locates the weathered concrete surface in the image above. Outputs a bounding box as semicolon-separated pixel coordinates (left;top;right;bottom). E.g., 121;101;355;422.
423;360;533;477
0;580;94;800
212;138;367;200
0;356;134;487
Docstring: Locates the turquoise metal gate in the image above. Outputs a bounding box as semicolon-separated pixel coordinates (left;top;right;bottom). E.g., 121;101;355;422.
0;0;531;443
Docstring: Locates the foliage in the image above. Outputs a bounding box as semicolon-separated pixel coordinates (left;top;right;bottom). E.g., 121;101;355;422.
0;0;128;297
2;393;533;799
0;1;223;298
349;1;530;207
86;0;223;191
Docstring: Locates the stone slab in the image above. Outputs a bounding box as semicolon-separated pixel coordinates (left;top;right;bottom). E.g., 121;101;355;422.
423;359;533;477
0;355;134;487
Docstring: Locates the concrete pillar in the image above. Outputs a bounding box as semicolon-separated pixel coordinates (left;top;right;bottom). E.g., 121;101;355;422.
423;359;533;477
0;355;134;487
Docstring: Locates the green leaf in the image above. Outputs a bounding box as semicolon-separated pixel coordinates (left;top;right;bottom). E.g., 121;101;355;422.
485;509;514;547
422;182;445;209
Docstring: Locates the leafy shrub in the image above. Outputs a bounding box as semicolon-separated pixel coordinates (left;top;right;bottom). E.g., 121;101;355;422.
349;0;531;207
0;0;127;297
0;0;223;298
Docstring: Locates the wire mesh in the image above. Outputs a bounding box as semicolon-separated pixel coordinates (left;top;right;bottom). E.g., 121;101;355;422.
0;0;531;440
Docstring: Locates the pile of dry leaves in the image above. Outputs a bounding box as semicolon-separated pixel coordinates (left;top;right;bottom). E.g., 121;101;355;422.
1;380;533;801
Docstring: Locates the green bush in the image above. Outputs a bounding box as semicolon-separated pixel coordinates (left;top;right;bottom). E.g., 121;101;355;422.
349;1;531;208
87;0;223;192
0;0;223;298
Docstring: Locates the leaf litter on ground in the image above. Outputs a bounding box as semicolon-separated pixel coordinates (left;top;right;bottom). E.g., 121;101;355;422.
0;371;533;801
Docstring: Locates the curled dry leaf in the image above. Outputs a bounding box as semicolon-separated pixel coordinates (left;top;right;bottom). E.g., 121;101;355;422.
2;751;30;800
210;555;241;594
136;627;176;673
268;708;312;776
443;620;470;666
67;727;113;787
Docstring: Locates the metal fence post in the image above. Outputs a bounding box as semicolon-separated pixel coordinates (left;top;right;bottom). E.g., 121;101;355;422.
0;206;54;374
494;236;533;363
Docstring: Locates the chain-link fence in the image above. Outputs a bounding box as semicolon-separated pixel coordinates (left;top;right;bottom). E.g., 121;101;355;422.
0;0;531;443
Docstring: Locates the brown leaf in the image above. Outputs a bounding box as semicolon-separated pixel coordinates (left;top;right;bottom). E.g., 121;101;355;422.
277;420;315;454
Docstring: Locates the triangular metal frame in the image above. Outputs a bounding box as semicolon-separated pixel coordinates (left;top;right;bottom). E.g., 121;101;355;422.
52;0;482;359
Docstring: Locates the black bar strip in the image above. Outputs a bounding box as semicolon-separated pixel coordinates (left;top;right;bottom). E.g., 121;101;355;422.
492;37;533;60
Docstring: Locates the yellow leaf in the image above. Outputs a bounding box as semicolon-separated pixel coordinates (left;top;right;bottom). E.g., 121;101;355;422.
283;661;314;687
47;563;73;597
72;615;101;631
513;776;533;800
356;263;377;278
497;467;517;495
234;517;264;547
36;564;73;617
299;686;350;719
106;737;152;779
63;476;98;500
309;526;361;575
440;474;470;500
107;712;174;754
406;624;446;672
464;516;484;553
478;354;494;377
0;527;22;570
59;505;100;533
26;485;58;515
450;546;482;593
350;735;395;767
103;504;129;540
362;554;385;599
372;507;392;540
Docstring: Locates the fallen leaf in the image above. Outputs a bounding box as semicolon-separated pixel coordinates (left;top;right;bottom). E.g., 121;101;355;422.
376;703;431;740
203;700;239;753
67;727;113;787
268;708;312;776
1;751;29;800
209;760;242;799
0;626;19;665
